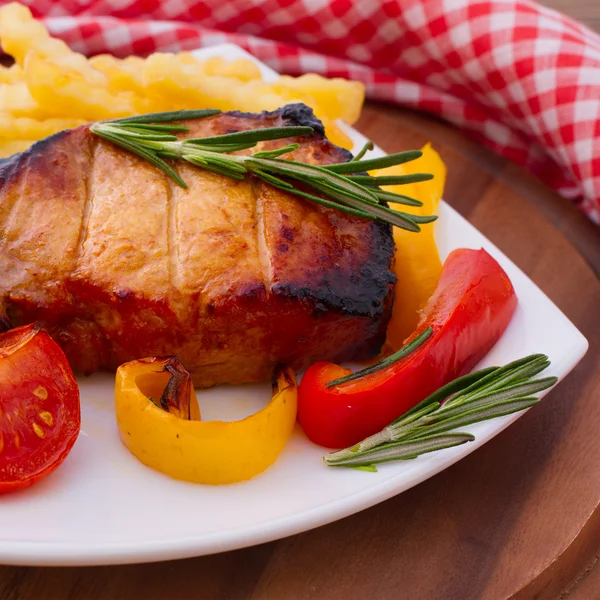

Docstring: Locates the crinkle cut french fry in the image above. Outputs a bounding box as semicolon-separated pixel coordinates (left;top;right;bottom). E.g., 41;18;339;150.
89;54;146;94
275;74;365;125
24;52;149;120
0;139;34;157
0;2;72;66
0;114;86;140
0;63;24;84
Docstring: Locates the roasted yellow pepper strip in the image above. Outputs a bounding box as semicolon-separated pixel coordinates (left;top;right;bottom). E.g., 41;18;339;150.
115;357;297;484
372;143;446;352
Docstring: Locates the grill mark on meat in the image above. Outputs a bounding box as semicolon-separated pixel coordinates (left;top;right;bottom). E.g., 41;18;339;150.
166;177;179;291
74;140;96;271
0;153;28;253
0;155;28;305
324;194;344;262
253;179;271;293
0;156;20;249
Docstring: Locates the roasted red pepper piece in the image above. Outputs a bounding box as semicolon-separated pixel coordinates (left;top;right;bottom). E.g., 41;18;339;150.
298;248;518;448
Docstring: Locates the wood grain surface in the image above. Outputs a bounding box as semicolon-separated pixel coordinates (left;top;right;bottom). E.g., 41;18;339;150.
0;102;598;600
541;0;600;32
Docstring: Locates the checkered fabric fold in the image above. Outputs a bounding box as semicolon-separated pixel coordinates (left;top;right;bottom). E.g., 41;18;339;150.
14;0;600;223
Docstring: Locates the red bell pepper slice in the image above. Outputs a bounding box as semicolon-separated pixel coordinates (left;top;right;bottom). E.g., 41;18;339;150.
298;248;518;449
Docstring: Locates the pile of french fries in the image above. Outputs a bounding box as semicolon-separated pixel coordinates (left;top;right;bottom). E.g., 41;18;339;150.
0;2;364;157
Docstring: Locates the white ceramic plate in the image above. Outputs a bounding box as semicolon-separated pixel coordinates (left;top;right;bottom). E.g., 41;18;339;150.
0;44;588;566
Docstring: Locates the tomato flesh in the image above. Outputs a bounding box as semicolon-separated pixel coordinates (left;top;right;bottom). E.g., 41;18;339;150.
0;323;80;494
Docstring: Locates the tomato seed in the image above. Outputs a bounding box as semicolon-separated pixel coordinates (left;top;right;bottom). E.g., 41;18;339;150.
32;423;45;439
38;411;53;426
33;386;48;400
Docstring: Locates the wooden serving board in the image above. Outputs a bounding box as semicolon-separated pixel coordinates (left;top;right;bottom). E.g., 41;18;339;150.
1;104;599;600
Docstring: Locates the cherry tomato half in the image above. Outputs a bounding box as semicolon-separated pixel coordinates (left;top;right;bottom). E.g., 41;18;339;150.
0;323;80;494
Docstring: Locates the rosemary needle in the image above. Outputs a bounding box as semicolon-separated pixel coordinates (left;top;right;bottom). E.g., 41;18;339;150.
91;109;437;232
326;328;433;387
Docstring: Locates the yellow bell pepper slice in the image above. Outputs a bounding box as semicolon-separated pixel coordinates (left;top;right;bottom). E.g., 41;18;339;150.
372;143;446;352
114;357;298;485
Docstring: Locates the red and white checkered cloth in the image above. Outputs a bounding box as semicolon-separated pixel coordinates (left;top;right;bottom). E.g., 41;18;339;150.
11;0;600;223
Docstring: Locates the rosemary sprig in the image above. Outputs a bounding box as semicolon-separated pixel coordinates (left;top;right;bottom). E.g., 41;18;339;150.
325;354;558;470
326;327;433;388
115;109;222;123
90;110;436;232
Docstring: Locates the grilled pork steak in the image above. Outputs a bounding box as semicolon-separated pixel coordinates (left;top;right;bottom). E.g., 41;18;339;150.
0;104;395;387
